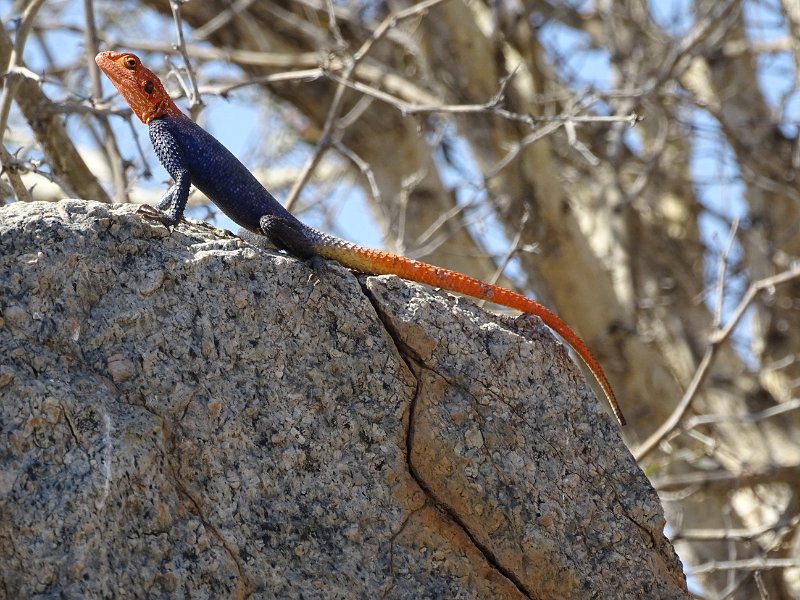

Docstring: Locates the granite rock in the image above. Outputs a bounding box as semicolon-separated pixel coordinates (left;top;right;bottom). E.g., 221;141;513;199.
0;200;687;599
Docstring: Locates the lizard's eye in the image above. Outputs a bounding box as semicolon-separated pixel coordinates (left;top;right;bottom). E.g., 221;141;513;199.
123;56;137;69
143;81;154;94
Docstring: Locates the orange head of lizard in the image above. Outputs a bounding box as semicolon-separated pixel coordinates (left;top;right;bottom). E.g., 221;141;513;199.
95;51;182;124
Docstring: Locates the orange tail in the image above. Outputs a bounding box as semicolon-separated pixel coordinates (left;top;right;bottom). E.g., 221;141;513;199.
316;240;625;426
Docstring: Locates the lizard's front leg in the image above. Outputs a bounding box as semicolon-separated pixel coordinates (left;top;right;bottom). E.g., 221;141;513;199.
142;119;193;226
137;170;191;226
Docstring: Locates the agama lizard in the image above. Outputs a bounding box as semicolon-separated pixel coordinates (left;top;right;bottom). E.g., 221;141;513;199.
95;50;626;426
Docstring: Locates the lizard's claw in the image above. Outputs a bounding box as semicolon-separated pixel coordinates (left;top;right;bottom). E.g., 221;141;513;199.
304;255;329;286
137;204;178;227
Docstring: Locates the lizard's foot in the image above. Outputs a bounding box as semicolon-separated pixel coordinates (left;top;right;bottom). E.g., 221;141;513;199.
304;255;330;286
137;204;178;227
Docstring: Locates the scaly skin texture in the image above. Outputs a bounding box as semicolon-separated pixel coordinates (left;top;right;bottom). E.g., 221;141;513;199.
96;50;625;426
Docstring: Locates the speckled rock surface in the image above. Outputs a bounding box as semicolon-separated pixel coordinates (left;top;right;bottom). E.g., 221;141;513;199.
0;201;688;599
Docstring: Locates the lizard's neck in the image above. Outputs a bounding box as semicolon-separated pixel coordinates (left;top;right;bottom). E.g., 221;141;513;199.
142;96;183;124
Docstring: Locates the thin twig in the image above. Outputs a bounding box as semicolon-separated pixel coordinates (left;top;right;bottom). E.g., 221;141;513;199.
711;265;800;345
415;201;469;250
635;261;800;461
281;73;347;212
38;101;132;118
323;70;640;126
192;0;258;40
671;513;800;542
170;0;204;116
408;208;491;261
487;120;564;178
332;140;381;206
635;219;740;462
202;69;325;96
689;557;800;575
490;207;530;287
0;0;47;145
352;0;449;64
84;0;127;203
283;0;452;212
686;398;800;427
325;0;345;49
651;462;800;492
0;0;48;202
713;219;740;328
